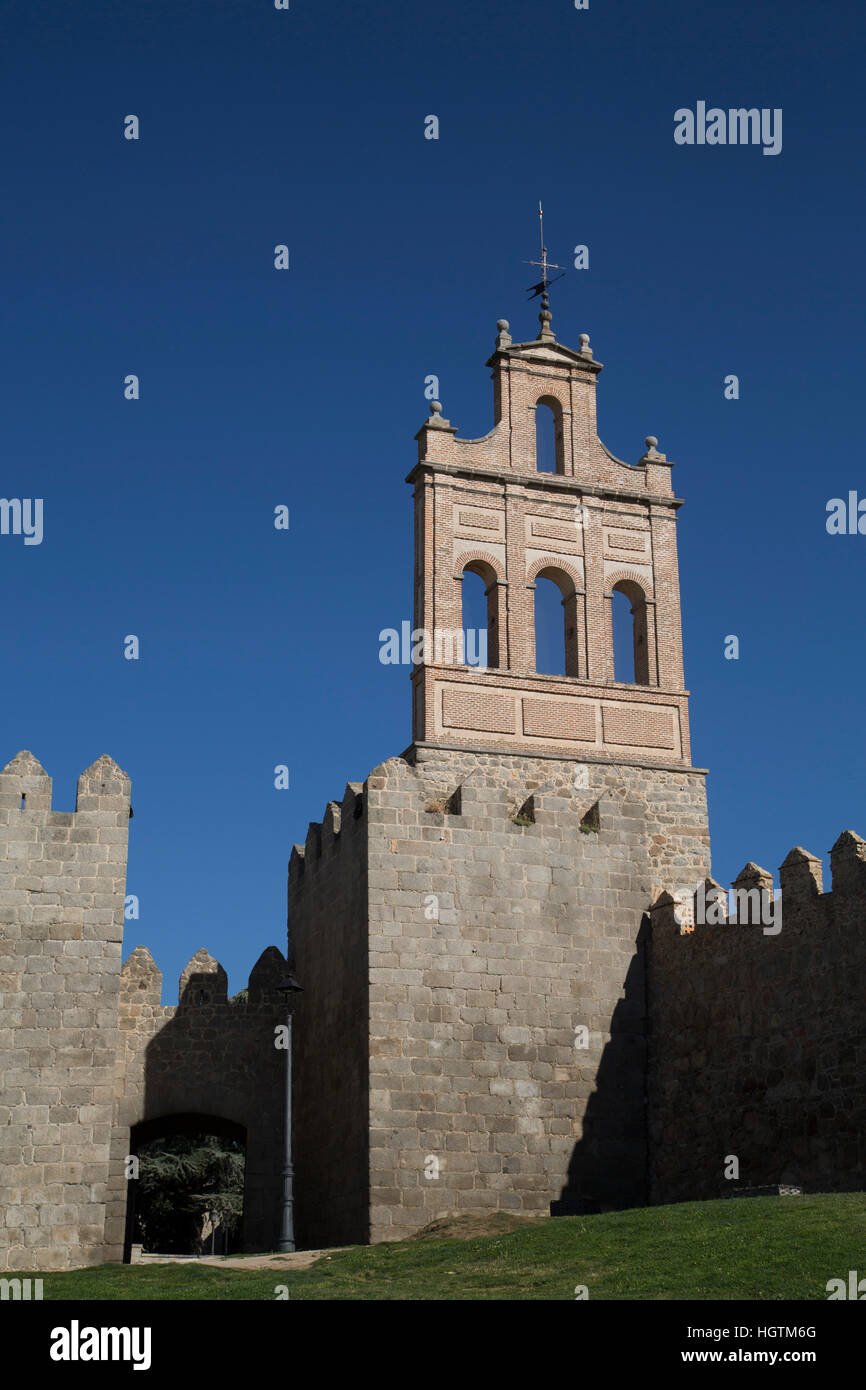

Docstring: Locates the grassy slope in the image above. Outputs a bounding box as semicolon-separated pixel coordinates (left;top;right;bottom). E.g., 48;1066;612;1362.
31;1195;866;1301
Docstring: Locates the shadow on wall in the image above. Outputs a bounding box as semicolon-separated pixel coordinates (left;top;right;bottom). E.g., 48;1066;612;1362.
552;919;650;1216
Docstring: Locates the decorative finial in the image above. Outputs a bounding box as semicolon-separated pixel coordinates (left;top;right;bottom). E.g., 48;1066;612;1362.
538;295;554;340
578;332;592;358
640;435;667;463
496;319;512;348
426;400;452;430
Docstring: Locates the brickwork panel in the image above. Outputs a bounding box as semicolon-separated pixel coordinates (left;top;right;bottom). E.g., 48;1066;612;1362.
442;687;516;735
522;698;596;742
602;705;677;751
606;531;648;554
529;518;578;543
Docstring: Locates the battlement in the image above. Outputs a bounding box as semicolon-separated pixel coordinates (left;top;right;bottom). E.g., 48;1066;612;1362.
652;829;866;934
0;750;131;819
0;749;132;957
648;829;866;1206
288;781;364;887
119;942;286;1010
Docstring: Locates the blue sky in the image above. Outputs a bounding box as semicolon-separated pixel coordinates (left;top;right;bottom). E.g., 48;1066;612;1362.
1;0;863;999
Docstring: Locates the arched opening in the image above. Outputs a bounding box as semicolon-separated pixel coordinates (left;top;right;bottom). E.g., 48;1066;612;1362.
125;1113;246;1260
535;396;564;474
461;561;499;668
533;566;580;676
534;575;566;674
611;581;650;684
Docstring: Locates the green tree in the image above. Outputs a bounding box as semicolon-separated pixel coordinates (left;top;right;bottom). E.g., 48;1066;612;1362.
133;1133;245;1254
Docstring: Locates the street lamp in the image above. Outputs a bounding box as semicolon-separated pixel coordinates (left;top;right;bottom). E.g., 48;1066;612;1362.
277;973;304;1253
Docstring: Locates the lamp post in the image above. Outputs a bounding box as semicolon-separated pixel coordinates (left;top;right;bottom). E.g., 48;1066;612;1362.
277;973;303;1252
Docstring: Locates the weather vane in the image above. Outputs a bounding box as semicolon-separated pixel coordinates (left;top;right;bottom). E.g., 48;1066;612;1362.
524;201;566;303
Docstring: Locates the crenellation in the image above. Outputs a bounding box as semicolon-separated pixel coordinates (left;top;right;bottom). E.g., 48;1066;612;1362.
779;846;823;898
649;831;866;1204
0;751;131;1271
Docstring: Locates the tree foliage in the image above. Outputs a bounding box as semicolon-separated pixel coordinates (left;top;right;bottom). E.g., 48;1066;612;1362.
133;1133;245;1254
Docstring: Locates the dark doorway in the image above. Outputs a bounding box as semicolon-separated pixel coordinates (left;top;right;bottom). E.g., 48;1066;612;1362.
124;1113;246;1260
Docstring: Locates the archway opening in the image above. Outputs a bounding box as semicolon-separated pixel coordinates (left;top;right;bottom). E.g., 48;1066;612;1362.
533;566;580;677
611;581;650;684
461;567;488;667
535;398;563;474
461;561;498;668
126;1113;246;1259
534;574;567;675
612;589;635;683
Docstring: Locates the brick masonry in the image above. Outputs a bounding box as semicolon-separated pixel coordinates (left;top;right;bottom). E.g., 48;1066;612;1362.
409;316;689;762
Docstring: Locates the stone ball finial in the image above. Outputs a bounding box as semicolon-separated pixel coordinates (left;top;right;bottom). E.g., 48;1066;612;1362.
430;401;443;416
579;333;590;348
645;435;658;449
497;319;509;332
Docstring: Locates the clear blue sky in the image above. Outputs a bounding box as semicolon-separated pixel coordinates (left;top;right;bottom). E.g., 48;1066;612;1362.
2;0;864;1000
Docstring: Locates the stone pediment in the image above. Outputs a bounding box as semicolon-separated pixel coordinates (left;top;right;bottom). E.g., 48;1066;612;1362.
487;337;602;373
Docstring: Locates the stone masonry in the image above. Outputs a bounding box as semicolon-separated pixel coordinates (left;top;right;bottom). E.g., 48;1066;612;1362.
289;746;709;1246
648;833;866;1203
288;302;713;1245
0;752;131;1271
109;943;286;1259
288;782;370;1250
0;748;287;1272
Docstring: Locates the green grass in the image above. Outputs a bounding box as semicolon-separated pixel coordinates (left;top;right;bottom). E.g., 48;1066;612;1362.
29;1194;866;1301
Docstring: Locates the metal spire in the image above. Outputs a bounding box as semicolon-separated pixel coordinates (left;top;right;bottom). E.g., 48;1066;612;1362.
524;202;565;339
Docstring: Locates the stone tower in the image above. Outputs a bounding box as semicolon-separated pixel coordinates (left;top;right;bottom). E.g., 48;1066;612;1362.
0;752;131;1271
289;302;711;1248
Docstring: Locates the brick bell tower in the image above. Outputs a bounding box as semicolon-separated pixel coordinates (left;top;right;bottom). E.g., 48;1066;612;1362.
289;273;712;1249
408;299;693;765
